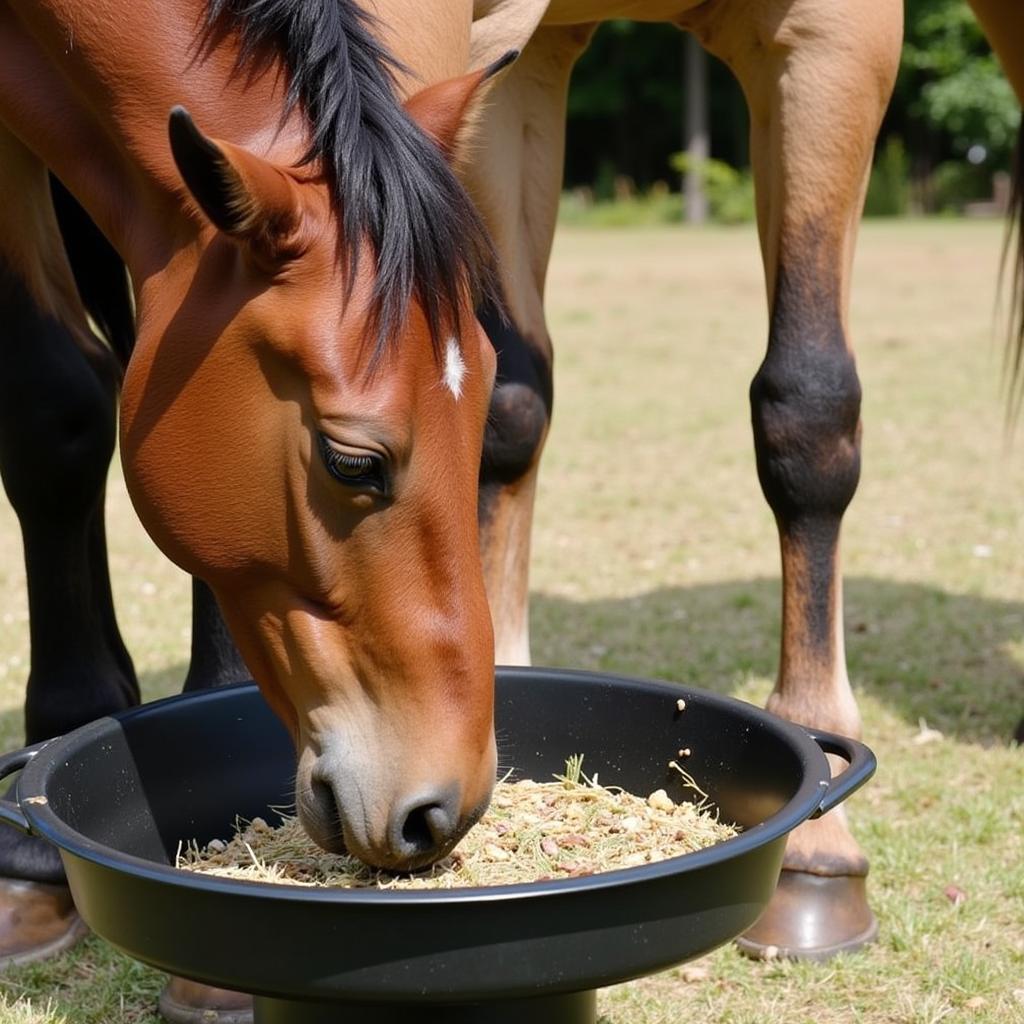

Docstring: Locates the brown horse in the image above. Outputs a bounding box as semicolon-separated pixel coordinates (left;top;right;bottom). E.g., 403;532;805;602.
3;0;1023;1019
463;0;1023;966
465;0;903;965
0;0;512;1010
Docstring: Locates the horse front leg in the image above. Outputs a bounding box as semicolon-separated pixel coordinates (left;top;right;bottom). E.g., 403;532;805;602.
685;0;902;958
463;23;596;665
0;130;140;963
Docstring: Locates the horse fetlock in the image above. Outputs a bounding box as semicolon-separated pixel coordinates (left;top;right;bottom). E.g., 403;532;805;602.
0;829;65;887
781;808;868;878
25;661;138;743
751;341;861;522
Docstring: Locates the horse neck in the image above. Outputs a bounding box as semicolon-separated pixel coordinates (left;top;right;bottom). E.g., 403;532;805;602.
1;0;307;282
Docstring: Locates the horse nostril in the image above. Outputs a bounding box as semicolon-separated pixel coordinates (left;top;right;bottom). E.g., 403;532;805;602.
302;777;348;854
391;787;461;863
311;777;338;820
401;804;439;851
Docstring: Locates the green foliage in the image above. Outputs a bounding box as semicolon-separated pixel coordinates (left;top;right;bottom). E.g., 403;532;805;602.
592;160;619;203
561;1;1020;202
670;154;756;224
921;65;1018;157
900;0;1019;164
928;159;996;211
865;137;910;217
564;21;749;192
557;191;682;228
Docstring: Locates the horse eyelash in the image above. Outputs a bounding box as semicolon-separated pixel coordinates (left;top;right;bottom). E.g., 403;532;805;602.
326;449;373;472
317;434;372;473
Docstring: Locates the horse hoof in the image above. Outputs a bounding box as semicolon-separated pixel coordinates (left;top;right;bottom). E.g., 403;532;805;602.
158;977;253;1024
0;879;88;968
734;870;878;961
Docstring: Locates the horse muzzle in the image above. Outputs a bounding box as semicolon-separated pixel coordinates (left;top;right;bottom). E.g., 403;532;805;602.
297;750;492;871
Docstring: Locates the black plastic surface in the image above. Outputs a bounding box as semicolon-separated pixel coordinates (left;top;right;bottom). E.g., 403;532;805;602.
9;668;874;1005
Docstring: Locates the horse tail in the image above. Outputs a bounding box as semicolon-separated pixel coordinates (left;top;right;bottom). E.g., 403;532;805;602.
49;174;135;369
1004;114;1024;420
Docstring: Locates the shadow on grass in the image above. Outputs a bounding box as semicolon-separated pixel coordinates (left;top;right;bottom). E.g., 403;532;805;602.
530;576;1024;746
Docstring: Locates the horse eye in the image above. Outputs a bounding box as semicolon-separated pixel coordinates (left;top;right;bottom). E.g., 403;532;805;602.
317;434;388;494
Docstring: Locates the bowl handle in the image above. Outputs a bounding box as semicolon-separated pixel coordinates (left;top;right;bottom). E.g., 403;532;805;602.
805;729;877;819
0;741;52;835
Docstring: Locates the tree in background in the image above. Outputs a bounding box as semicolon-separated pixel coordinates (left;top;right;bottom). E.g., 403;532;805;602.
887;0;1020;212
562;3;1019;217
900;0;1017;166
564;21;746;196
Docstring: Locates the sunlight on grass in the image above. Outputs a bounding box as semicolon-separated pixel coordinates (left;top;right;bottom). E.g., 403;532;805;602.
0;996;66;1024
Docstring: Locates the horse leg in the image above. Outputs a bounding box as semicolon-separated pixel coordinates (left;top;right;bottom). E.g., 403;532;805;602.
182;579;250;692
0;130;138;963
683;0;902;958
54;170;251;1022
463;23;596;665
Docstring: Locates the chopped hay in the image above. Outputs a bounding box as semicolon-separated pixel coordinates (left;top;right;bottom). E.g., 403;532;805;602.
177;756;739;890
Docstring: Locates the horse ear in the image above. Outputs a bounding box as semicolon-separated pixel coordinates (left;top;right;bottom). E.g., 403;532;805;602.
405;50;518;163
168;106;302;266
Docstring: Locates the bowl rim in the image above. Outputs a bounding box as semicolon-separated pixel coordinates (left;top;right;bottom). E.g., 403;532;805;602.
14;667;834;906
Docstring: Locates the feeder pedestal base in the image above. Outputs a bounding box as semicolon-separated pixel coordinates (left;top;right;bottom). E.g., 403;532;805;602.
253;989;597;1024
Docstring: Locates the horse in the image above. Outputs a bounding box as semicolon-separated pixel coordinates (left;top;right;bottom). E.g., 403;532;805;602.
0;0;514;1015
3;0;1023;1019
463;0;1022;965
461;0;901;967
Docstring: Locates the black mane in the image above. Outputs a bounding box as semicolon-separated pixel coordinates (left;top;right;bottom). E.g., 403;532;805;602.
207;0;499;356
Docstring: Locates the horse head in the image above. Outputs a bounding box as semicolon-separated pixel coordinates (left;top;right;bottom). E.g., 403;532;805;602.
119;64;507;870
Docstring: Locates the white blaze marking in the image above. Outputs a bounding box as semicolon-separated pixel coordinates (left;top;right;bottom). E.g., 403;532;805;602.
443;337;466;400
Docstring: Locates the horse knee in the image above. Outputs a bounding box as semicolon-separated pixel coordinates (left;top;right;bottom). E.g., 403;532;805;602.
478;303;552;488
483;380;550;485
750;333;861;527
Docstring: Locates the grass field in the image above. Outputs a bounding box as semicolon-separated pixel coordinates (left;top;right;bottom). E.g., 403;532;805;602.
0;219;1022;1023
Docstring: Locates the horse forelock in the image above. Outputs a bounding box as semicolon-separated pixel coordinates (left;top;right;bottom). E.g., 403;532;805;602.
205;0;499;360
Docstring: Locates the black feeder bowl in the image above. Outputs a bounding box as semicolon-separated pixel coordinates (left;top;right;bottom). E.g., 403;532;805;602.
0;667;874;1024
